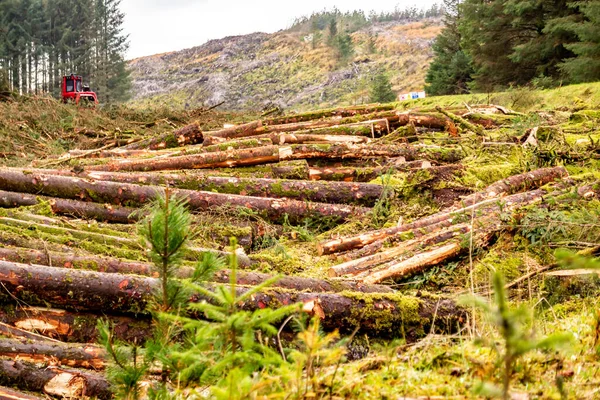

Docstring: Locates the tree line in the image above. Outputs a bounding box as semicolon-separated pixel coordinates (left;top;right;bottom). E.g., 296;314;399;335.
426;0;600;95
0;0;131;103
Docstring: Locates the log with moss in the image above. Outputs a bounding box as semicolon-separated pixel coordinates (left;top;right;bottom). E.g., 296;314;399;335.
6;170;388;206
0;189;139;223
318;188;547;255
0;246;391;294
0;260;464;337
0;170;367;222
0;385;44;400
263;103;396;125
202;120;263;140
264;132;370;145
435;106;484;135
0;360;111;399
121;122;202;150
0;305;152;344
328;224;470;277
261;111;399;135
397;112;453;130
89;143;416;173
0;338;105;369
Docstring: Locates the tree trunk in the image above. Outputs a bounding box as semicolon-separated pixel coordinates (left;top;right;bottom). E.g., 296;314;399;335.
202;120;263;140
0;385;44;400
0;360;111;399
436;106;484;135
361;242;463;284
0;190;139;223
0;338;105;370
90;145;281;172
264;133;370;145
459;166;568;206
0;305;152;344
271;160;310;180
121;123;202;150
187;137;273;152
0;260;464;337
328;224;470;277
262;112;399;135
397;112;452;130
264;104;396;125
0;170;367;222
89;143;416;173
317;188;546;255
0;246;390;294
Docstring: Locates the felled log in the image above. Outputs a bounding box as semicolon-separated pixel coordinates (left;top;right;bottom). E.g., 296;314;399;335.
271;160;310;180
0;306;152;344
361;242;463;284
91;145;282;172
0;260;464;337
318;188;546;255
0;360;111;399
328;224;470;277
397;112;453;130
121;122;202;150
264;103;396;125
0;338;105;369
90;143;417;173
262;112;399;135
264;133;370;145
307;160;436;182
0;385;44;400
0;246;154;276
0;246;391;294
436;106;484;135
0;170;367;222
459;166;568;206
203;120;263;140
0;190;139;223
189;137;272;152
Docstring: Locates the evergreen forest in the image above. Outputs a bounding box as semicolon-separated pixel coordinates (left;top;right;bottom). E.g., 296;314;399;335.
0;0;131;102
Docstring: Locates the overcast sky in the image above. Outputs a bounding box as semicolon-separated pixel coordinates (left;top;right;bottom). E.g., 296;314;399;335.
120;0;438;59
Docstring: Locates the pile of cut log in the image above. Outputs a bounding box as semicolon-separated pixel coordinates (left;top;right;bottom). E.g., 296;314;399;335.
0;102;581;398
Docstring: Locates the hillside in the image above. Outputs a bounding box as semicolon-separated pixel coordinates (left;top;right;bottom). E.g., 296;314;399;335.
0;83;599;398
128;18;441;112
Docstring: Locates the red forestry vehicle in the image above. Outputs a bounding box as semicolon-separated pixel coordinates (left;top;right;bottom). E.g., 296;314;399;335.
61;74;98;105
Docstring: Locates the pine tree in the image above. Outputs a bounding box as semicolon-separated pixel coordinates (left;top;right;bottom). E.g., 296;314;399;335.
425;0;473;95
556;1;600;82
369;73;396;103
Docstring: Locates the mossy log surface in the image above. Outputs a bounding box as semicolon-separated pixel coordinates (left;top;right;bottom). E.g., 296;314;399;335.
0;245;391;293
10;169;387;205
0;385;44;399
318;188;546;255
264;132;370;145
0;338;105;369
0;305;152;344
0;260;463;337
0;189;139;223
264;104;396;125
122;122;202;150
0;170;367;222
0;360;111;399
261;111;399;135
271;160;310;180
397;112;452;130
203;120;263;140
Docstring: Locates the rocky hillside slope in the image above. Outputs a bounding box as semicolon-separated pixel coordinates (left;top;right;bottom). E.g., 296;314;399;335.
128;18;441;112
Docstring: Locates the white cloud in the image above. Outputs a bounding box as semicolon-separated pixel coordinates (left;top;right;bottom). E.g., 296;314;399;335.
121;0;438;59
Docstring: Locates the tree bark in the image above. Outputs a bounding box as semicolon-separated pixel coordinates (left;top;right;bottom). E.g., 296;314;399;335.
436;106;484;135
0;305;152;344
271;160;310;180
89;143;416;173
264;133;370;145
202;120;263;140
0;190;139;223
0;170;367;222
262;112;399;135
361;242;463;284
0;246;391;294
0;385;44;400
459;166;568;206
263;104;396;125
121;123;202;150
317;188;546;255
0;360;111;399
90;145;282;172
397;112;453;130
328;224;470;277
0;260;464;337
0;338;105;370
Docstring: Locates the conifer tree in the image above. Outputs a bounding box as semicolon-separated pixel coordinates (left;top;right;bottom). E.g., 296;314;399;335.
369;72;396;103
